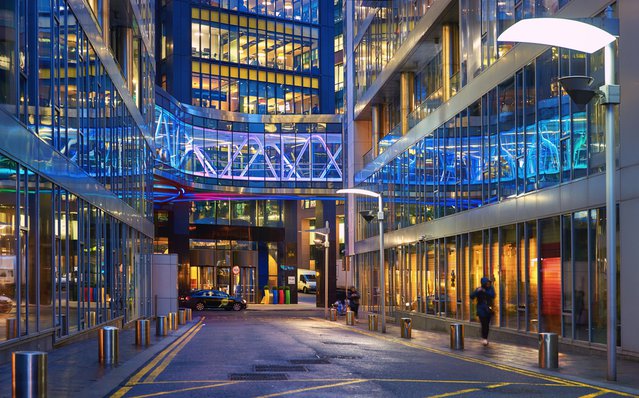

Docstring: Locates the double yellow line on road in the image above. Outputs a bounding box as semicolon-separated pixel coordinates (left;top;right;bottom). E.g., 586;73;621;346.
110;317;205;398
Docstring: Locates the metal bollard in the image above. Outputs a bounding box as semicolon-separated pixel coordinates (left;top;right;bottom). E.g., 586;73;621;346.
329;308;337;321
88;311;96;327
98;326;119;365
346;310;354;325
60;314;68;336
178;309;186;325
6;318;17;340
538;332;558;369
135;319;150;346
12;351;47;398
156;316;167;336
168;312;177;330
368;314;378;331
185;308;192;322
171;312;178;330
449;323;464;350
400;317;412;339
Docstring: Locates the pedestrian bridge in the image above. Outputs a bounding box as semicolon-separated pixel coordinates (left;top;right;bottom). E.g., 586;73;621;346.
153;90;343;202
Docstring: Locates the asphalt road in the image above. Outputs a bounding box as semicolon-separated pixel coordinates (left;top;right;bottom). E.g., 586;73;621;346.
108;309;633;398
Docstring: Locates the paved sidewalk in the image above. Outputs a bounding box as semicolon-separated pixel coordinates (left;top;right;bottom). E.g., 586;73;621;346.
336;310;639;397
0;317;199;398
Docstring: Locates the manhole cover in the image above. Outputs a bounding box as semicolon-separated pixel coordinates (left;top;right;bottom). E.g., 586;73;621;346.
289;358;331;364
229;373;288;380
254;365;308;372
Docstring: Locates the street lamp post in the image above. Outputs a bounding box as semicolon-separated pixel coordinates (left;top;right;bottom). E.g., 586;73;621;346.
303;221;330;319
499;17;618;380
337;188;386;333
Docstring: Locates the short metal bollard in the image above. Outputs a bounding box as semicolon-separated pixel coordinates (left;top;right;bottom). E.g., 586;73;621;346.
6;318;17;340
60;314;68;336
538;332;558;369
185;308;192;322
156;316;167;336
12;351;47;398
346;310;354;325
178;309;186;325
368;313;378;331
449;323;464;350
98;326;119;365
136;319;150;346
329;308;337;321
400;317;412;339
168;312;177;331
88;311;96;327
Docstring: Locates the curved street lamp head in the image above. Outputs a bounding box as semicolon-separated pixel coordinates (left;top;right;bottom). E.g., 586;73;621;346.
497;18;616;53
336;188;381;198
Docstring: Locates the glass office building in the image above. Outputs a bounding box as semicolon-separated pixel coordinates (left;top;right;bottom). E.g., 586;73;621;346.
155;0;341;302
0;0;155;355
344;0;639;355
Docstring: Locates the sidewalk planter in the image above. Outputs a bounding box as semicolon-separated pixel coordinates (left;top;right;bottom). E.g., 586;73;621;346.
285;287;290;304
273;287;279;304
279;287;285;304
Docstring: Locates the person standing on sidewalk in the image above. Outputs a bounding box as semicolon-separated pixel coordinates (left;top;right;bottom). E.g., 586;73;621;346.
470;277;495;346
347;286;360;323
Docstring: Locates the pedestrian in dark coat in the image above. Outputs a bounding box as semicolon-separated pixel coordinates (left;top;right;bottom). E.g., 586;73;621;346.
470;277;495;346
347;286;360;323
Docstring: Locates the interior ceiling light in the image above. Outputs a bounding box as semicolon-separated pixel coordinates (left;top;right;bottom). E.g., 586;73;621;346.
497;18;616;54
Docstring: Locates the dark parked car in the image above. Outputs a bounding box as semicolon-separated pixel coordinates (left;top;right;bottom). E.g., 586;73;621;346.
182;289;247;311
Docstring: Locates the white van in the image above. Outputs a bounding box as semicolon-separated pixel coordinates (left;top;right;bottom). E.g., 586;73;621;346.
297;272;316;293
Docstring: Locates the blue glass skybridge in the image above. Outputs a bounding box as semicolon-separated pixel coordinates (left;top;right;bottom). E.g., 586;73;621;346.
153;90;343;201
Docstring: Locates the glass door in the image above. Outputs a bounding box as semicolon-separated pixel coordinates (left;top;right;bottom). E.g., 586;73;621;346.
236;267;256;303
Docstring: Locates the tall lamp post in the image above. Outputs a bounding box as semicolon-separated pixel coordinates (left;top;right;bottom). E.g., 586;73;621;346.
337;188;386;333
498;17;618;380
303;221;330;319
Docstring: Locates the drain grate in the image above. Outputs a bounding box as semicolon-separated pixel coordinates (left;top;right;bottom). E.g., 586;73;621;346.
229;373;288;381
322;341;357;345
289;358;331;365
254;365;308;372
323;355;363;360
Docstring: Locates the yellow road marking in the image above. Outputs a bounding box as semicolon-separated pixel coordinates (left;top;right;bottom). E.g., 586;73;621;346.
578;391;609;398
255;379;366;398
134;378;562;387
143;323;204;383
126;381;238;398
109;317;205;398
486;382;512;389
426;388;480;398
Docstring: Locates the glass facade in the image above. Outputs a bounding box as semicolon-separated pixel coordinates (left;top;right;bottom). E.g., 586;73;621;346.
0;0;154;345
355;47;605;239
189;6;320;113
355;207;615;343
155;90;343;189
353;0;434;101
188;200;284;226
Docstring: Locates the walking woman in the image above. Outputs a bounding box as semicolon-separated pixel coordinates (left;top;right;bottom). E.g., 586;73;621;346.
470;277;495;346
